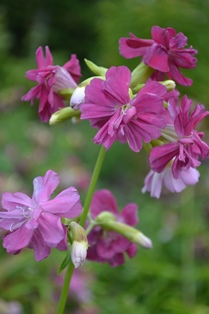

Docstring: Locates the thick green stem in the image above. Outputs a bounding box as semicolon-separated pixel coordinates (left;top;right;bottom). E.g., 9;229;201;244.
57;261;74;314
80;145;106;227
57;145;106;313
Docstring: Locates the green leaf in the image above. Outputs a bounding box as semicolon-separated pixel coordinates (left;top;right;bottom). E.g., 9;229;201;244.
58;244;71;274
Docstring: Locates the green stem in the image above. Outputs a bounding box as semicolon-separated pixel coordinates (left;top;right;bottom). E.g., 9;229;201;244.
57;145;106;313
57;261;74;314
80;145;106;227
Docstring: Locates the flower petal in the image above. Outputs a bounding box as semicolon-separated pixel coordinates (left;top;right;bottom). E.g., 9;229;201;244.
90;189;118;218
1;192;34;211
38;213;65;246
3;224;33;253
40;187;82;219
32;170;60;203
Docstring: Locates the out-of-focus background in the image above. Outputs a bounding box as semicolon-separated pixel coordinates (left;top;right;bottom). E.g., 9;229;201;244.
0;0;209;313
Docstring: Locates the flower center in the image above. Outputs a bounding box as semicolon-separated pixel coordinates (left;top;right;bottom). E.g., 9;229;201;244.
9;206;34;232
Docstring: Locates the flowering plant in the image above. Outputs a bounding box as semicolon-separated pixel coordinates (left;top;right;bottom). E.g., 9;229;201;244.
0;25;208;313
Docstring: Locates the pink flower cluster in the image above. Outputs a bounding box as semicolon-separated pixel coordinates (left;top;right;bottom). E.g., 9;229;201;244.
13;24;209;268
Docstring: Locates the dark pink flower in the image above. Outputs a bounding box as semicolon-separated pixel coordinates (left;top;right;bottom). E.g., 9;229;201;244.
0;170;82;261
87;189;139;267
119;26;197;86
22;46;81;122
150;95;209;178
81;66;167;152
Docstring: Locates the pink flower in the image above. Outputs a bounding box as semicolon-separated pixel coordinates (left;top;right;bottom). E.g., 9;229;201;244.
142;166;200;199
0;170;82;261
81;66;167;152
87;189;139;267
119;26;197;86
150;95;209;178
22;46;81;122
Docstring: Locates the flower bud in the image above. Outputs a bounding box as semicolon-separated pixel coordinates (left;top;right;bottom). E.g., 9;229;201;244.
53;66;77;98
70;86;86;110
131;62;154;92
84;58;107;76
95;212;152;249
160;80;176;92
70;222;88;268
49;107;81;125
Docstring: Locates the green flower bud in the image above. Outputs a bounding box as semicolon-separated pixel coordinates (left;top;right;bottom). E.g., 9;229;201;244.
70;221;88;268
49;107;81;125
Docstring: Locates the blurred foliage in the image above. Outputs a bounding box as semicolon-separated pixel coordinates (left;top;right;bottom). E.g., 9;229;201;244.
0;0;209;313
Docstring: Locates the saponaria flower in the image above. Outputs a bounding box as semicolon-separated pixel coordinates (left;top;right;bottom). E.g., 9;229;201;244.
80;65;167;152
0;170;82;261
150;95;209;180
22;46;81;122
119;26;197;86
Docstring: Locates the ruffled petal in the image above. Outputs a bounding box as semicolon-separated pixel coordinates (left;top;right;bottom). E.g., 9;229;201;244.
3;224;33;253
40;187;82;219
1;192;35;211
32;170;60;203
121;203;139;226
29;229;51;261
38;213;65;247
90;189;118;218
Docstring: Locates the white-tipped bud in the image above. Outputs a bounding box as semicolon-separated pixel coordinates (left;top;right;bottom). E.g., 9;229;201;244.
70;222;88;268
96;215;152;250
132;231;153;249
70;86;86;110
71;240;88;268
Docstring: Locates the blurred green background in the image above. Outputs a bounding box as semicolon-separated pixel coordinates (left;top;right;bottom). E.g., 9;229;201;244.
1;0;209;313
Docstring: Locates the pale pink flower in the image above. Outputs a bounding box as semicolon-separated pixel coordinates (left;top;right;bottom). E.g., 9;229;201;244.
119;26;197;86
150;95;209;178
142;166;200;199
0;170;82;261
87;189;139;267
81;66;167;152
22;46;81;122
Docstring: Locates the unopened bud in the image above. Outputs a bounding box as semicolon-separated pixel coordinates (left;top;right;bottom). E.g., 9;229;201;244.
131;62;154;92
84;59;107;76
49;107;81;125
160;80;176;92
70;221;88;268
70;86;86;110
95;214;152;249
53;66;77;98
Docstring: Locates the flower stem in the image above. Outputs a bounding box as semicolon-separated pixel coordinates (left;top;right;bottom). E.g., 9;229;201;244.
79;145;106;227
57;261;74;314
57;145;106;313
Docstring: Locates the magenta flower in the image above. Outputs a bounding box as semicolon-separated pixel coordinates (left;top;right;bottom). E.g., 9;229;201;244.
87;189;139;267
119;26;197;86
81;66;167;152
22;46;81;122
142;166;200;199
0;170;82;261
150;95;209;179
